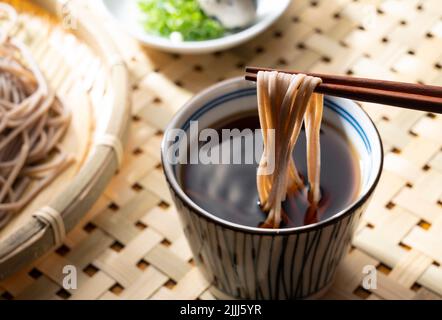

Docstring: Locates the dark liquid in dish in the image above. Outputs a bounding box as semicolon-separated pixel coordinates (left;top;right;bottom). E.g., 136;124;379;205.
180;112;361;228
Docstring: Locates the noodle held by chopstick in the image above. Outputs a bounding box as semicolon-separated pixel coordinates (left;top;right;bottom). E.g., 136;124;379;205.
256;71;323;228
0;4;72;228
305;91;323;205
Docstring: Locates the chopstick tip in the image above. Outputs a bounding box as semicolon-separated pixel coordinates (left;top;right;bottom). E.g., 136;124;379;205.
245;66;261;74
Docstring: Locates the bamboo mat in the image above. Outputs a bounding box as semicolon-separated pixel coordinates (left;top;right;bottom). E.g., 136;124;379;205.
1;0;442;300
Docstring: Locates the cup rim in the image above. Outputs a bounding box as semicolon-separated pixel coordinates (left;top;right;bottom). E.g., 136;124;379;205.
161;77;384;235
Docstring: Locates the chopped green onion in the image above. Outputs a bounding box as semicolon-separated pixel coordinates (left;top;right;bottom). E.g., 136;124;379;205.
138;0;225;41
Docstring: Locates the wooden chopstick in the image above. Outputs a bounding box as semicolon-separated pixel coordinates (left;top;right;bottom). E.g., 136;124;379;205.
245;66;442;114
246;66;442;97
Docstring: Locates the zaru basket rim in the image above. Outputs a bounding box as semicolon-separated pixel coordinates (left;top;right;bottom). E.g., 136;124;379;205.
0;0;130;279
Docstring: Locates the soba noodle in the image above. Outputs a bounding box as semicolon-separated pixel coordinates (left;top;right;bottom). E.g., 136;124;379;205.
0;4;72;228
257;71;323;228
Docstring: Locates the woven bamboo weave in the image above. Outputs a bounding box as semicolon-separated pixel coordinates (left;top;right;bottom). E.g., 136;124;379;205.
1;0;442;300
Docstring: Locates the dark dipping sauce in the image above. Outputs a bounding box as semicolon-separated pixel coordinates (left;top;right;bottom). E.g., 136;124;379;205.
180;112;361;228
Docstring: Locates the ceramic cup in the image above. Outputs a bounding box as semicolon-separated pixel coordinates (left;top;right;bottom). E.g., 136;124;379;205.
161;77;383;299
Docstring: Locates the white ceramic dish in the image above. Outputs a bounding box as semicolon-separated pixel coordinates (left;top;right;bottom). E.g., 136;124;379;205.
101;0;291;54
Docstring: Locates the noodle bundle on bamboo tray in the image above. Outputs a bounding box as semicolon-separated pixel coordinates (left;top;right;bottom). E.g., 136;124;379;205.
257;71;323;228
0;4;73;229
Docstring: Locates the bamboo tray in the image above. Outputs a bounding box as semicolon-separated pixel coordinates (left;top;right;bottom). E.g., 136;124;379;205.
0;0;130;279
